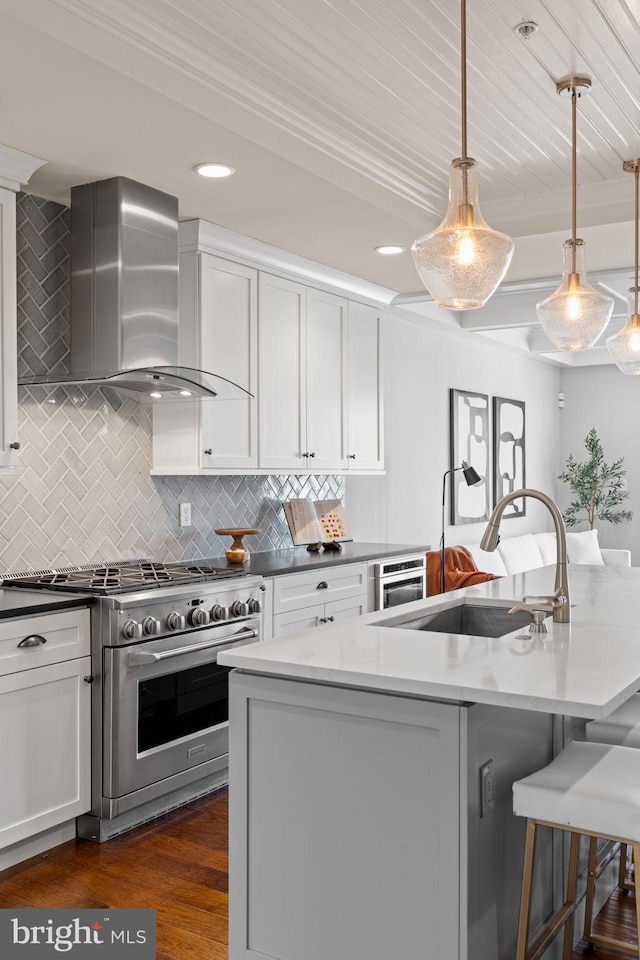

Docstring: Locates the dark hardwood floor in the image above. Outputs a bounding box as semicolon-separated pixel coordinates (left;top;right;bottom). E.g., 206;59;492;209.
0;789;229;960
0;788;637;959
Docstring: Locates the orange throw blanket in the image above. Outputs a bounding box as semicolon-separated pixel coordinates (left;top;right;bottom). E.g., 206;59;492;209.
426;546;498;596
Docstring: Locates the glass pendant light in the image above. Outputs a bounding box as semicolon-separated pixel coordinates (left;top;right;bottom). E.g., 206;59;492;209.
607;160;640;375
411;0;514;310
536;78;613;350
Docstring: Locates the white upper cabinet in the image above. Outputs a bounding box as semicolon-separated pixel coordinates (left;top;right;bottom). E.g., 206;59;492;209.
152;219;384;476
305;288;348;471
257;273;306;471
0;146;47;472
258;278;349;472
0;187;19;470
153;252;258;473
346;303;384;472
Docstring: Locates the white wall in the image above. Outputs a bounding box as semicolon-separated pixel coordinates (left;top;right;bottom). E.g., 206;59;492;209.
346;315;562;551
559;366;638;559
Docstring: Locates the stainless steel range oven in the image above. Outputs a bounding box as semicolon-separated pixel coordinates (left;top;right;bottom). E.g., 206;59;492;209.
5;561;263;841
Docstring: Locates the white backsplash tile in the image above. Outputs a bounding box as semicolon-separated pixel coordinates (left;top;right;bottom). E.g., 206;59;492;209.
0;193;344;575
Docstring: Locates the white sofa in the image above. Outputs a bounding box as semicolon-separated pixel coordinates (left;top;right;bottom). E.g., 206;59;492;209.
461;530;631;578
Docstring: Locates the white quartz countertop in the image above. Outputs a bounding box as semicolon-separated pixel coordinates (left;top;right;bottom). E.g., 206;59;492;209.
218;564;640;718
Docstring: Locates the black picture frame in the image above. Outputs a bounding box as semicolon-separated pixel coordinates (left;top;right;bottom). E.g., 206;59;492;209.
492;396;526;518
449;388;490;525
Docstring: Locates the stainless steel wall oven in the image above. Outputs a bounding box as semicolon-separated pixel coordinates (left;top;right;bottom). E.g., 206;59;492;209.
374;554;427;610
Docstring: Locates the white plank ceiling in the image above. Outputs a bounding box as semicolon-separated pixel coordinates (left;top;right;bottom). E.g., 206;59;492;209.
0;0;639;361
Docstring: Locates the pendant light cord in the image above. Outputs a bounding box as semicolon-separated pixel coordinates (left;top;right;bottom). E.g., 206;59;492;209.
571;87;577;273
461;0;467;160
635;166;639;316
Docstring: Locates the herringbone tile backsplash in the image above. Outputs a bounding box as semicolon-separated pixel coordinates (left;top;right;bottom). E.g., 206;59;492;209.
0;193;343;575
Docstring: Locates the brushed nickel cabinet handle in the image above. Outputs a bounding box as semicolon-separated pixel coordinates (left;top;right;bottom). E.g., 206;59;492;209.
9;442;20;450
204;448;212;455
348;454;356;459
316;581;328;590
18;634;47;648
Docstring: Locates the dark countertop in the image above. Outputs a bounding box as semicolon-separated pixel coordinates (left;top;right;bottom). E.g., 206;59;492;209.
0;589;94;620
203;542;429;578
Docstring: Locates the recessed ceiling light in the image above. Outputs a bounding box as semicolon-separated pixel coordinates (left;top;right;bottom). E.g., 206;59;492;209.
194;163;236;179
149;391;163;399
375;245;405;255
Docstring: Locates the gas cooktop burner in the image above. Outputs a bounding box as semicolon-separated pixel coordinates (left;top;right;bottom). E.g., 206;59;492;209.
4;560;247;596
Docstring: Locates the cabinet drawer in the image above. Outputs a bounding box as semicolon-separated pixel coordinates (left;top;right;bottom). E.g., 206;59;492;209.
272;563;367;615
0;609;91;678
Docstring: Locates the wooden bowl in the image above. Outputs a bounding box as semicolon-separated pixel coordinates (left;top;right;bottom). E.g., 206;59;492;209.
215;528;260;563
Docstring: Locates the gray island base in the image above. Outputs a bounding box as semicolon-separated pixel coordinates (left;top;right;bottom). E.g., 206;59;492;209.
221;565;640;960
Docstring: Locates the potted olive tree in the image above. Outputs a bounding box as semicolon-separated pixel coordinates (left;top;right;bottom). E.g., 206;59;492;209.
558;428;632;529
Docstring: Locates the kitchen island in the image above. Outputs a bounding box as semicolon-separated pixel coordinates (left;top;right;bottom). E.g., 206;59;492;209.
219;564;639;960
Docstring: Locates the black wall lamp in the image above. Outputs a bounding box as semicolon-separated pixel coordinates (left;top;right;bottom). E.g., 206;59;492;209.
440;461;482;594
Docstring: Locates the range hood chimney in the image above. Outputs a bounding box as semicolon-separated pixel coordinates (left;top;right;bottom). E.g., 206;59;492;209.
18;176;251;401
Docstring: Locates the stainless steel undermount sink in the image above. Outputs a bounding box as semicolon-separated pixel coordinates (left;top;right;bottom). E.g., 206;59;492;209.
376;602;549;639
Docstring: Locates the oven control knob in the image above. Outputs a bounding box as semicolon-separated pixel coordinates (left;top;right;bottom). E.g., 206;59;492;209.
166;611;186;631
122;619;143;640
190;607;210;627
142;616;161;636
247;597;261;614
230;599;248;618
211;603;228;621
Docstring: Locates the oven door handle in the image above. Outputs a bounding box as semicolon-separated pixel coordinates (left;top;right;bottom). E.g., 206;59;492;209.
127;628;259;666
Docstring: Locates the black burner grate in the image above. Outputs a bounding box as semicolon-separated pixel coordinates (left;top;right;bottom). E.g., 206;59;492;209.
3;561;245;595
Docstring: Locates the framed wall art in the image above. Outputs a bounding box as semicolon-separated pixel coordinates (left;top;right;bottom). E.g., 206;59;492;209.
493;396;526;517
449;388;490;525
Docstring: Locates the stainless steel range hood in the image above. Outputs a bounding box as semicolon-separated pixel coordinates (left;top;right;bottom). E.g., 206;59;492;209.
18;177;251;401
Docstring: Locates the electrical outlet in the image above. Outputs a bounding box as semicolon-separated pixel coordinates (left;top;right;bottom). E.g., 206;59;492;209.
179;502;192;527
480;759;495;817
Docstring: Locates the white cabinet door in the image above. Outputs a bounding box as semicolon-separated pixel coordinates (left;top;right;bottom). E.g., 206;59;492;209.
0;186;18;469
273;604;323;638
305;289;348;470
324;595;368;623
346;303;384;472
258;273;306;470
0;656;91;848
199;255;258;470
153;252;258;472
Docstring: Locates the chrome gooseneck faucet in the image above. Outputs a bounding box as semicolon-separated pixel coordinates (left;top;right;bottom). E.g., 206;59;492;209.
480;488;570;623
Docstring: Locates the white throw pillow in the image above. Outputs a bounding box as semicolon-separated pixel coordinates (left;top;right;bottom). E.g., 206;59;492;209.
566;529;604;565
535;532;558;566
497;534;544;575
464;543;508;577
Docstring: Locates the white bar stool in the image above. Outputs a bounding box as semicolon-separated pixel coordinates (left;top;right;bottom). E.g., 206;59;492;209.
585;695;640;932
512;739;640;960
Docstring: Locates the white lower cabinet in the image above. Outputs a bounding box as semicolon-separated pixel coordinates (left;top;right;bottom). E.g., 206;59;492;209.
0;608;91;849
270;562;368;639
273;595;368;638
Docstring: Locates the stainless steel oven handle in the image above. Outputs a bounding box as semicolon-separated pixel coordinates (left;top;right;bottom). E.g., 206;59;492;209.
127;628;258;666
